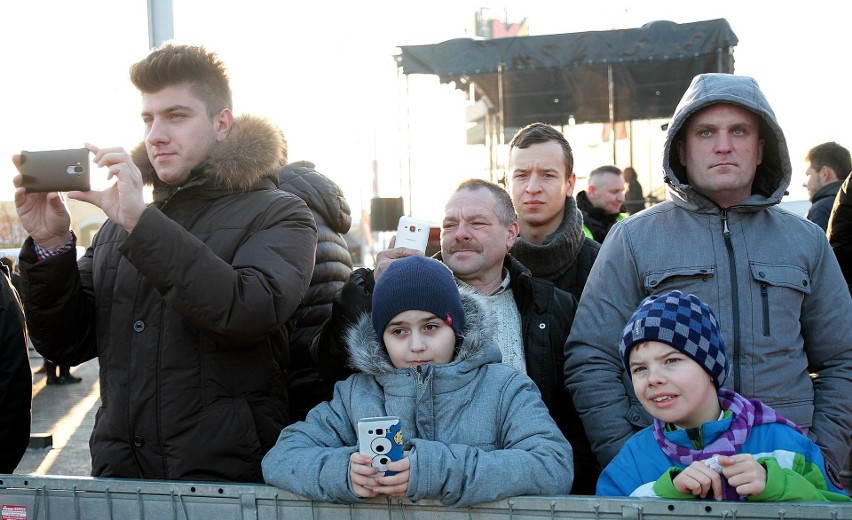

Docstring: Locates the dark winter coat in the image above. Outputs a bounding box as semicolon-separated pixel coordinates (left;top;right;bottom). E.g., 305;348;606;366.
19;115;318;482
828;175;852;292
278;162;353;421
807;179;843;231
0;264;30;473
576;190;626;244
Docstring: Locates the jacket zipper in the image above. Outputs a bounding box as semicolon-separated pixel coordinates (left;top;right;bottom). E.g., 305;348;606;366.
760;282;770;336
721;209;741;393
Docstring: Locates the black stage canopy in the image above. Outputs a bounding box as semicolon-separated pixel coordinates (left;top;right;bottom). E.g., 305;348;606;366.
396;19;738;128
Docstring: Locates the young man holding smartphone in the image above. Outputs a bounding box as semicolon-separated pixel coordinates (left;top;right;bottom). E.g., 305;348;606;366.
11;43;317;482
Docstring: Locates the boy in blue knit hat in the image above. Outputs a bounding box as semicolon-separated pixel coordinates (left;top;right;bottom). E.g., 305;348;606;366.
596;290;849;502
263;255;573;507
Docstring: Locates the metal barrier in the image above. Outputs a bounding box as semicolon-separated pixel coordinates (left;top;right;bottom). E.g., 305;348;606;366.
1;474;850;520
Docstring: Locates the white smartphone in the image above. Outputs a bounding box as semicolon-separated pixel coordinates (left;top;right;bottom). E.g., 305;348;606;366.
357;416;404;476
395;216;430;253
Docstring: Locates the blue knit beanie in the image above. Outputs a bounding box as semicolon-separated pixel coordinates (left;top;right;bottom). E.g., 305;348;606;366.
620;290;729;388
372;256;465;344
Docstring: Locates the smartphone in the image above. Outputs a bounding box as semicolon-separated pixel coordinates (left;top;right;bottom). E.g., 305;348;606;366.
19;148;91;192
395;216;430;253
357;416;404;476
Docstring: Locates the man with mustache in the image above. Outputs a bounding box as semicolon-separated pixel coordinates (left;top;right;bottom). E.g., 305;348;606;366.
313;178;599;494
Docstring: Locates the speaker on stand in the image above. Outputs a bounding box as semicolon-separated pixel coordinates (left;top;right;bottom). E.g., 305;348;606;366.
370;197;404;232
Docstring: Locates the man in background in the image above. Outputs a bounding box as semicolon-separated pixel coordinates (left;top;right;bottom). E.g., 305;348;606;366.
804;141;851;231
575;165;627;243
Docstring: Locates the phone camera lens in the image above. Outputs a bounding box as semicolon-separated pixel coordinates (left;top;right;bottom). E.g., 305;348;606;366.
408;225;415;232
376;428;384;435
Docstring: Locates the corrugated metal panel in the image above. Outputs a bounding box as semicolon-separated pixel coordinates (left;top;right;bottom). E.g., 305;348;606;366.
1;474;850;520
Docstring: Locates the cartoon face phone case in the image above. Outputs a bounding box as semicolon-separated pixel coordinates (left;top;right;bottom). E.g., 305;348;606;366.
357;416;404;476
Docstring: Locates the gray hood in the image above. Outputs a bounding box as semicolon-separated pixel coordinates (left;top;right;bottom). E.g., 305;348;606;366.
662;73;792;210
344;286;499;375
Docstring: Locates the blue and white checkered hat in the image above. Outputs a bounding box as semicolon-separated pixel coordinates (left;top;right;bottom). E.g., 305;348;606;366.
620;290;729;388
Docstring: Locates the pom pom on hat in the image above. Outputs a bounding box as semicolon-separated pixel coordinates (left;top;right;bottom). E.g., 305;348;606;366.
620;290;729;388
371;256;465;344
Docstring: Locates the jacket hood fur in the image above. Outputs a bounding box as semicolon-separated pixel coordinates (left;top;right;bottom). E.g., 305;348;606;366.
131;114;287;192
345;286;498;375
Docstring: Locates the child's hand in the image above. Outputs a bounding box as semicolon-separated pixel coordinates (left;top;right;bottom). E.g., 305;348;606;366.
719;454;766;496
673;460;724;500
349;451;411;498
371;454;411;497
349;452;380;498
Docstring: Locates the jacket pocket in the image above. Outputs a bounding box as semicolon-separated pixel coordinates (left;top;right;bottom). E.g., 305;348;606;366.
171;397;264;482
626;401;653;429
643;266;715;293
750;263;811;337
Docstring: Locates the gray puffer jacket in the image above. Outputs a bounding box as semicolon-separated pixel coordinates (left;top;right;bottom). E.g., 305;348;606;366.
565;74;852;478
263;289;573;507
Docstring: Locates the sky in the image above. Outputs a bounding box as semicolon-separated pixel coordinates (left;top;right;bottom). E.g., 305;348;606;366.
2;1;850;225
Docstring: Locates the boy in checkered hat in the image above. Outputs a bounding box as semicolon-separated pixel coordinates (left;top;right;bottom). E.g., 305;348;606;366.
596;290;848;502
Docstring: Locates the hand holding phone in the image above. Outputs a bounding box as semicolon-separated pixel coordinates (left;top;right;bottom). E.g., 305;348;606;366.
19;148;91;192
395;216;430;253
357;416;404;476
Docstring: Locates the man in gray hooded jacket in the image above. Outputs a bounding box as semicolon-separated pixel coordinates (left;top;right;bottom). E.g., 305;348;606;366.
565;73;852;487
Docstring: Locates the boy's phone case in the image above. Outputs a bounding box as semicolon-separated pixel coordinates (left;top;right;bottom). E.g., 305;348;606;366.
20;148;91;192
357;416;404;476
395;216;430;253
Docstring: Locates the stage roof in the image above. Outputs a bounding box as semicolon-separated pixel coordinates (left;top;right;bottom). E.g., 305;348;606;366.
396;19;738;127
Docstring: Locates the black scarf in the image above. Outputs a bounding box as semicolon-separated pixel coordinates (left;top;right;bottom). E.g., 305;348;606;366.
510;197;585;280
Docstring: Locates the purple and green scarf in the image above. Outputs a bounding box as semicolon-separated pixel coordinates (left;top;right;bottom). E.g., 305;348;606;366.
652;388;802;499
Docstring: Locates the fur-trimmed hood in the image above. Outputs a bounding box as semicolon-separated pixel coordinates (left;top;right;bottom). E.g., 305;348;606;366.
131;114;287;193
345;286;500;375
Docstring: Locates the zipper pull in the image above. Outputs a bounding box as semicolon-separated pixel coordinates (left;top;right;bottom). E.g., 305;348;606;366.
721;209;731;238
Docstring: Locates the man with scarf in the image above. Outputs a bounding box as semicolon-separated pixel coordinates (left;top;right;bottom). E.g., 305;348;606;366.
507;123;599;302
10;44;317;482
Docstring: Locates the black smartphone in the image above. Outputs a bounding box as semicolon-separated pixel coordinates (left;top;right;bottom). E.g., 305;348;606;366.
20;148;91;192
